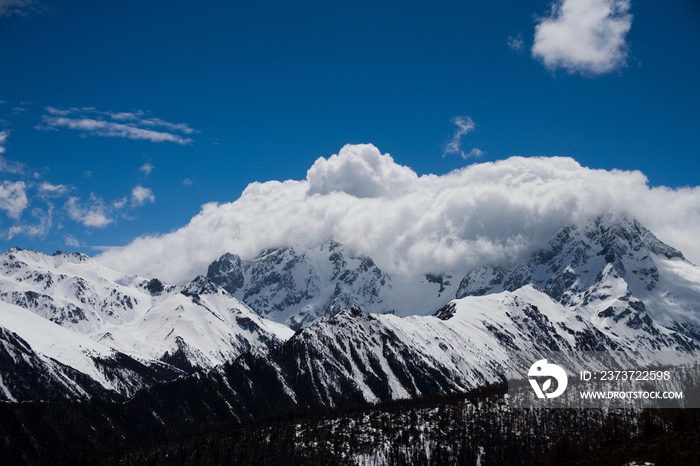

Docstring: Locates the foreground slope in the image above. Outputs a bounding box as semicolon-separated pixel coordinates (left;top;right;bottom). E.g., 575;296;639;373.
0;300;182;401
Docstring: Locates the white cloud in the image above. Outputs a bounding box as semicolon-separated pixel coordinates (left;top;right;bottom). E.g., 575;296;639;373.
139;162;154;176
182;177;193;186
37;181;70;198
131;185;155;206
0;130;7;147
45;106;72;116
64;234;80;248
42;116;194;145
532;0;632;75
466;148;484;158
7;206;52;239
96;144;700;285
39;107;197;145
65;195;113;228
443;116;481;159
113;197;128;209
0;181;28;219
307;144;417;198
0;131;26;174
507;33;525;52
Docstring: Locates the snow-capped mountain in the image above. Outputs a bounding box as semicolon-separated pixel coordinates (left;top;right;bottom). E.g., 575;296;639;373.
456;213;700;344
207;240;460;329
0;248;293;399
1;213;699;404
240;283;696;407
92;275;293;371
207;241;395;328
0;248;149;333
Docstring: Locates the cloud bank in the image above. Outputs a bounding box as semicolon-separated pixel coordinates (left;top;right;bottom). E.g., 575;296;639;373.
95;144;700;285
532;0;632;75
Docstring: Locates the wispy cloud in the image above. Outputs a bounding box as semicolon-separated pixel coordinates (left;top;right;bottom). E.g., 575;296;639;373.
0;0;41;17
0;130;9;154
38;107;198;145
131;185;155;206
37;181;70;198
64;234;80;248
60;185;155;229
507;33;525;52
0;128;154;238
532;0;632;75
0;131;26;174
443;116;483;160
139;162;154;176
7;206;52;240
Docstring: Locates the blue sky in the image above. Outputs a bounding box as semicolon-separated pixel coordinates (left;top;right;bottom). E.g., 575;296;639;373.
0;0;699;262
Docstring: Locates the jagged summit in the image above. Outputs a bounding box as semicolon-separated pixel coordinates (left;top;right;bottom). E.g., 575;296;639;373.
207;240;393;329
455;213;700;340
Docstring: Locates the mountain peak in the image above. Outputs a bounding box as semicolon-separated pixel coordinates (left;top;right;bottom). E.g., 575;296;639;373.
205;242;393;329
181;275;225;297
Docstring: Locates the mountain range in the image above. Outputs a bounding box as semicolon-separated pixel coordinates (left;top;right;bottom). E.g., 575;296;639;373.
1;212;699;405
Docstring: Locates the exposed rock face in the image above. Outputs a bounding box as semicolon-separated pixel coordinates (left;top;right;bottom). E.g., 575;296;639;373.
207;241;392;329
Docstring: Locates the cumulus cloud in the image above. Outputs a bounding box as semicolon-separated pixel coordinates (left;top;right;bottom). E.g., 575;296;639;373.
532;0;632;75
39;107;197;145
95;144;700;285
131;185;155;206
443;116;481;159
307;144;417;198
65;195;113;228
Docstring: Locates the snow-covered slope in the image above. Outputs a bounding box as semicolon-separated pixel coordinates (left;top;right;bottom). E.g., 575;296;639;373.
94;275;293;371
0;248;294;389
0;248;151;333
0;300;182;401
